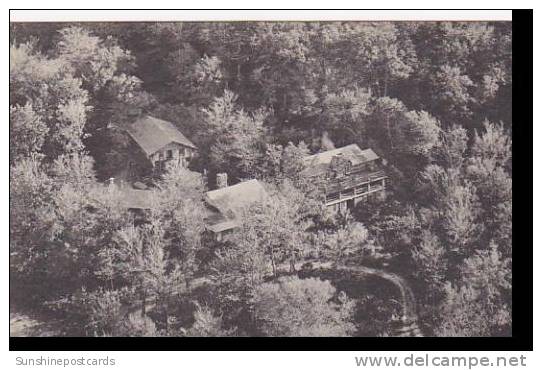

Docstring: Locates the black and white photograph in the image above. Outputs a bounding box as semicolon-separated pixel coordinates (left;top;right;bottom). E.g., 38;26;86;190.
9;10;526;347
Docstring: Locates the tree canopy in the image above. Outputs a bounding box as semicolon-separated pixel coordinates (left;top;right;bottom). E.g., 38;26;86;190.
10;21;512;338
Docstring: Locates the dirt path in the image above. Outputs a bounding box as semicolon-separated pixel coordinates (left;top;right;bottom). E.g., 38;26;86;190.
344;265;423;337
349;266;417;321
304;261;423;337
10;312;64;337
123;261;423;337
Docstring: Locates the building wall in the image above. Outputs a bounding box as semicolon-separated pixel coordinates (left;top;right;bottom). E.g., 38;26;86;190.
325;176;386;211
148;142;196;170
117;136;154;182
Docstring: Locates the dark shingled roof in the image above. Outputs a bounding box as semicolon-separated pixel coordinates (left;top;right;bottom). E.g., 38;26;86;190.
125;115;197;156
302;144;379;177
204;179;268;233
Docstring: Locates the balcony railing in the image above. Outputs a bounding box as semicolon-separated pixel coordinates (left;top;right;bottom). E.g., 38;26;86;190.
325;185;386;205
324;170;387;194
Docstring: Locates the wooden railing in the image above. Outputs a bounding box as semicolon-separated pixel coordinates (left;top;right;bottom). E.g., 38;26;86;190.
325;170;387;195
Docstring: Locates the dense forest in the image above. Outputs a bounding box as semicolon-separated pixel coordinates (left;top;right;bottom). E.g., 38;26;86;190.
10;21;512;337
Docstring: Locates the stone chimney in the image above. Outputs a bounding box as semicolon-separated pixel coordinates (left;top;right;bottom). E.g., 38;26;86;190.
330;154;349;178
216;173;228;189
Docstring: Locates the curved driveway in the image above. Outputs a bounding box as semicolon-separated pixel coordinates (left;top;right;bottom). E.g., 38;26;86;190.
306;261;423;336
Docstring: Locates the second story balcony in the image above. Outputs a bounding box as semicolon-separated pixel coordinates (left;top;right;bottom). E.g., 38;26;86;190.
324;169;387;196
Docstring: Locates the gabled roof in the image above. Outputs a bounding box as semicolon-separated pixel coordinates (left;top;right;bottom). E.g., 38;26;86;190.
302;144;379;177
204;179;268;233
125;115;197;156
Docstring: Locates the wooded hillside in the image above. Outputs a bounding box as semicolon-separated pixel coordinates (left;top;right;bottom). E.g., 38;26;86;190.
10;22;512;337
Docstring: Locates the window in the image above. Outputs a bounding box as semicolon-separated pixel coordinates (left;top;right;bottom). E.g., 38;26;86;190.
167;150;173;159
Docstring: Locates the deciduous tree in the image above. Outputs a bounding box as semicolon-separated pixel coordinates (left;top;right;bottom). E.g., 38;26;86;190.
252;276;355;337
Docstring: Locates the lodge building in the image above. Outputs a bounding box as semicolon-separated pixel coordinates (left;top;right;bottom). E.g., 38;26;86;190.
107;118;386;235
124;115;197;175
203;176;268;241
302;144;387;212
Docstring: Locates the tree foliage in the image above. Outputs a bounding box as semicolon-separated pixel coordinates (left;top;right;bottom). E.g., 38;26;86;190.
10;21;512;337
252;276;356;337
